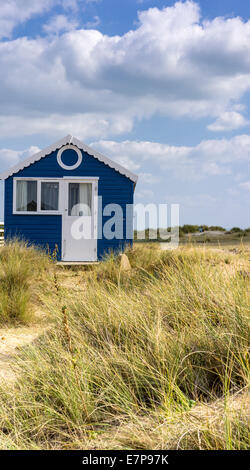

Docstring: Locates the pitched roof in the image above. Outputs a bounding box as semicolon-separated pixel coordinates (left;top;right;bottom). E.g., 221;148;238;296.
0;135;138;183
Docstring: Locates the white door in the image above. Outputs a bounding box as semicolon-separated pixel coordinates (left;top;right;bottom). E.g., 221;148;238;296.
62;179;98;261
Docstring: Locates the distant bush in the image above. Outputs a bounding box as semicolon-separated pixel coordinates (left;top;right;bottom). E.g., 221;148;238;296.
181;225;199;234
208;226;226;231
230;227;242;233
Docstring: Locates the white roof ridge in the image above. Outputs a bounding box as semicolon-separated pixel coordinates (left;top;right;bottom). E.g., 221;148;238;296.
0;135;138;183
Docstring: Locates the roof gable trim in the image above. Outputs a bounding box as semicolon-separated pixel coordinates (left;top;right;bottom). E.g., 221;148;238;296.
0;135;138;183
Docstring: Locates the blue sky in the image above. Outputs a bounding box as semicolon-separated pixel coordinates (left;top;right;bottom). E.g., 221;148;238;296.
0;0;250;228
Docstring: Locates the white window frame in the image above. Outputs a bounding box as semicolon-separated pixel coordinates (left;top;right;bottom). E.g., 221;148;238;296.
13;177;63;215
63;176;99;218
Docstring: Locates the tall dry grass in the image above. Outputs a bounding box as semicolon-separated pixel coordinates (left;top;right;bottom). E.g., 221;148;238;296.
0;240;53;324
0;244;249;449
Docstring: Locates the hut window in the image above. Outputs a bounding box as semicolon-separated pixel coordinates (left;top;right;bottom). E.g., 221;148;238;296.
41;182;59;211
16;180;37;212
68;183;92;216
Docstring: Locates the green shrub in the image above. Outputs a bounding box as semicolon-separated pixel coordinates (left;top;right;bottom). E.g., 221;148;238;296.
230;227;242;233
208;226;226;231
181;225;199;234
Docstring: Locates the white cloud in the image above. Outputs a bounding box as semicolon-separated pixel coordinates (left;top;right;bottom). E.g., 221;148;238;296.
43;15;79;35
85;16;100;29
0;2;250;139
208;111;249;131
92;134;250;180
0;0;57;38
136;188;154;199
239;181;250;190
0;0;96;38
0;114;133;140
139;173;160;184
0;146;40;171
61;0;80;11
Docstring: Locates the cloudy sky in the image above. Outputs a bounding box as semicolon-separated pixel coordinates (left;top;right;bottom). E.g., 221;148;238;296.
0;0;250;228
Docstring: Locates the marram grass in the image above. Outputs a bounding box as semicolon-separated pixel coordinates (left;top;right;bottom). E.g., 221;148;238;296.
0;240;53;324
0;243;249;449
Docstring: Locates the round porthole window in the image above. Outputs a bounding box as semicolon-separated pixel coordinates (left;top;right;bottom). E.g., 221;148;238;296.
57;144;82;170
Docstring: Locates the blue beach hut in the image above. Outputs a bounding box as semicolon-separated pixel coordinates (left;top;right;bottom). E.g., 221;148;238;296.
0;135;138;262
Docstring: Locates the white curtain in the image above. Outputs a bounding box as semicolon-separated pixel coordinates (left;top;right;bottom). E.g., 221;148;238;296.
41;182;59;211
69;183;92;216
79;183;92;216
16;181;27;211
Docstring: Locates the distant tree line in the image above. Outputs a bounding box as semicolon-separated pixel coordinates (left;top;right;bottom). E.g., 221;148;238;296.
134;225;250;241
179;225;226;234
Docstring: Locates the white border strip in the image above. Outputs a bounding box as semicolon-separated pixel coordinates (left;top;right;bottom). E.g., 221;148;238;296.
0;134;138;183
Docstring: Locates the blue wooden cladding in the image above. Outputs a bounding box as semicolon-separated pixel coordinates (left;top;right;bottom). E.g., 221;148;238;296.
2;136;137;261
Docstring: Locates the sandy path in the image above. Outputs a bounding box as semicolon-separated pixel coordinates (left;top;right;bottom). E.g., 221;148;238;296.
0;325;46;383
0;270;82;384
